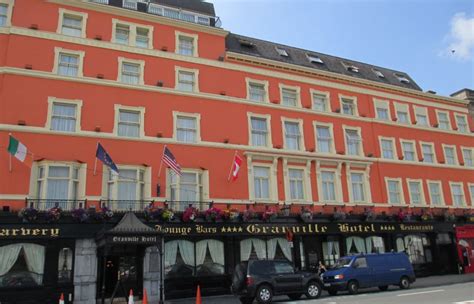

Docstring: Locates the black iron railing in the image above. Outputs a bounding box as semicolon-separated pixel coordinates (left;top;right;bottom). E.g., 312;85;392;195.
25;199;87;211
163;200;213;212
99;199;155;212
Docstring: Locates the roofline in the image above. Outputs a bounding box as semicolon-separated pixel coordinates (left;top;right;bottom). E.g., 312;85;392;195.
230;33;413;77
226;51;469;106
48;0;229;37
450;88;474;97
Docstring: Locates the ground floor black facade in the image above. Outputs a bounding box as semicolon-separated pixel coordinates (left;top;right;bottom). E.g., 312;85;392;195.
0;213;466;303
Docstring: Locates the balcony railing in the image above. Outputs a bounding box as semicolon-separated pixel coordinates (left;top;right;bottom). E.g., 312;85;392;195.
164;200;213;212
89;0;109;4
26;199;86;211
99;199;155;212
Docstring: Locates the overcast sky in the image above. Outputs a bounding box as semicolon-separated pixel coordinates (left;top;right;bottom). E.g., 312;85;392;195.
212;0;474;97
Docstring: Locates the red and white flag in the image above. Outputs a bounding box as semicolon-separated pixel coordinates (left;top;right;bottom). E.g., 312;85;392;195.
228;153;243;182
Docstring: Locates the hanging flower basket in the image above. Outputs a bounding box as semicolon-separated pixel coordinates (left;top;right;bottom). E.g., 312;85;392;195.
205;207;223;222
18;207;38;223
333;210;346;221
242;208;256;222
45;206;62;223
72;208;89;223
94;206;114;221
300;208;313;221
363;209;376;221
261;207;278;222
444;213;456;222
161;209;174;222
182;206;198;222
144;204;163;221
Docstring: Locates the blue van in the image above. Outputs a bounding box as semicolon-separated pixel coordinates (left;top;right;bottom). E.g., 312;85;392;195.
321;252;415;295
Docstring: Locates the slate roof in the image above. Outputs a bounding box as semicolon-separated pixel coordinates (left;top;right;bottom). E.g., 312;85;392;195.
226;33;422;91
151;0;215;16
107;212;156;234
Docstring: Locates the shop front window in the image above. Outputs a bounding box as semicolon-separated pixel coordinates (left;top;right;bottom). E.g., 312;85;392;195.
0;243;45;288
165;239;224;278
58;247;73;283
240;238;292;262
322;237;340;266
396;235;431;264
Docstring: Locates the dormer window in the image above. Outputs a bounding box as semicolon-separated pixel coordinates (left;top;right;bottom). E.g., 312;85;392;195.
276;47;288;57
342;62;359;73
373;69;384;78
239;39;255;48
395;73;410;84
307;54;323;64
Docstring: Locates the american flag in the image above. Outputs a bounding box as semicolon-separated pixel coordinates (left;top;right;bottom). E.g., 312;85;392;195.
162;146;181;175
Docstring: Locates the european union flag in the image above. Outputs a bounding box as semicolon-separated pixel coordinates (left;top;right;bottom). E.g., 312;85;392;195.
96;143;119;174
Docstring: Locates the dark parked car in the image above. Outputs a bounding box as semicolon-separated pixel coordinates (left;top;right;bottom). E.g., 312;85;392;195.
231;259;322;304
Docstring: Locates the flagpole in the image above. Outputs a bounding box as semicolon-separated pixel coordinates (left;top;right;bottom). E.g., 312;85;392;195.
93;141;99;176
227;150;238;182
158;145;167;178
8;133;12;172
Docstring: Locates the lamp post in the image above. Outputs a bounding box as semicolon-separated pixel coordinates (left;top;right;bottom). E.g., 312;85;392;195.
158;230;165;304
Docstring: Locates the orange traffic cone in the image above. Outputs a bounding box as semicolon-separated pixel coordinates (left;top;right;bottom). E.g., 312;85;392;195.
59;293;65;304
128;289;134;304
142;288;148;304
196;285;202;304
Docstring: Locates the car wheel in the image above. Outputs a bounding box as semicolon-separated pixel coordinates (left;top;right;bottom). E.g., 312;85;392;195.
347;280;359;295
239;297;254;304
287;294;302;300
256;285;273;304
327;288;338;296
306;281;322;299
378;286;388;291
399;276;410;289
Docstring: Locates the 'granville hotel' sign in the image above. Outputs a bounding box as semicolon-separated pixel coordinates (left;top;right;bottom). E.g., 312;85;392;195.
155;222;442;236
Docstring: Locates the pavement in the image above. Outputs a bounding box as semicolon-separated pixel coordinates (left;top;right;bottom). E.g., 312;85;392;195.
165;273;474;304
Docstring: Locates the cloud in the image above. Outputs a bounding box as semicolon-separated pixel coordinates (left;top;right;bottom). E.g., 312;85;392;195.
443;13;474;60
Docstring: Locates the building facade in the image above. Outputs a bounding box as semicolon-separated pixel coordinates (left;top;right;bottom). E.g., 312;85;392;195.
0;0;474;303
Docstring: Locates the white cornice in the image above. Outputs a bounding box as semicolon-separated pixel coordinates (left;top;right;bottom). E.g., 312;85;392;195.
47;0;229;37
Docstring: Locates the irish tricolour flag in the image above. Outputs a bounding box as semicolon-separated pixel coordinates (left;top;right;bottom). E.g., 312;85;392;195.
7;135;32;167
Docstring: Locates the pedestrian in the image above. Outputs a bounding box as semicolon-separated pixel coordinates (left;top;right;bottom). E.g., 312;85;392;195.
318;261;327;276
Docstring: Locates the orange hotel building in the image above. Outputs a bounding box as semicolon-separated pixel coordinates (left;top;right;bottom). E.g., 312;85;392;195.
1;0;474;303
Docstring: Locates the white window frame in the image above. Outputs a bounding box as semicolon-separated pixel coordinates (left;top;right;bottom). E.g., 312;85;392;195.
427;180;445;206
113;104;145;138
379;136;397;160
461;147;474;167
468;183;474;207
385;177;405;205
283;159;312;203
343;126;364;156
0;0;14;27
117;57;145;85
373;98;391;121
279;84;301;108
436;110;452;130
313;122;335;154
31;161;86;207
407;179;426;206
53;47;85;77
414;106;429;126
394;102;411;124
419;141;436;163
172;111;201;143
247;158;278;202
400;139;418;161
455;114;469;133
166;168;209;208
316;163;342;203
339;95;359;116
247;112;272;148
175;66;199;92
45;97;82;132
246;78;269;103
112;19;154;49
282;117;305;151
449;182;466;207
346;166;371;204
442;144;458;166
57;8;88;38
102;165;151;208
175;31;199;57
310;89;330;112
